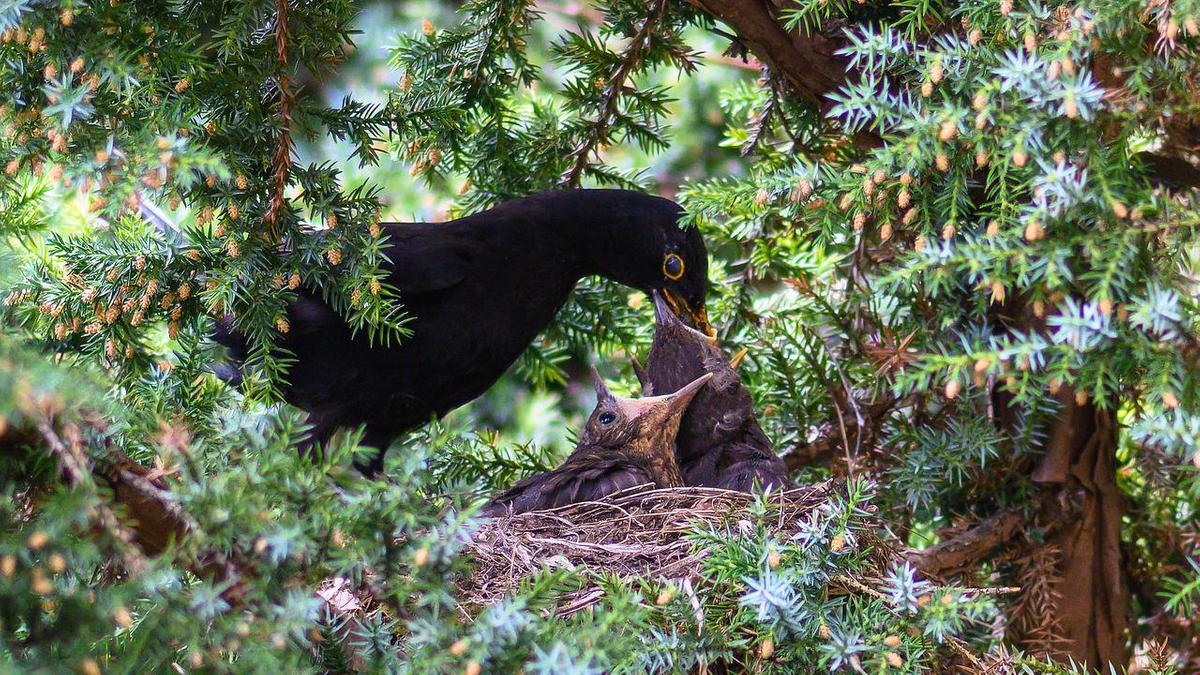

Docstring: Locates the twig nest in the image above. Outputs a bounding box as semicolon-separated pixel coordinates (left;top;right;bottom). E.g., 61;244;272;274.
461;483;884;610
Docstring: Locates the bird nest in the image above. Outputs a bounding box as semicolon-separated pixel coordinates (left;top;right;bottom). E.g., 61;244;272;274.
308;483;1004;672
456;483;1009;671
460;481;889;609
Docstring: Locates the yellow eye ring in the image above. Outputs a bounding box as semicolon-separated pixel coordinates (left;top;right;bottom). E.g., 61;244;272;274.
663;253;685;280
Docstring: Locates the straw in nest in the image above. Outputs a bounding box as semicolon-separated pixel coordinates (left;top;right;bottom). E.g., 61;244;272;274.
461;482;868;609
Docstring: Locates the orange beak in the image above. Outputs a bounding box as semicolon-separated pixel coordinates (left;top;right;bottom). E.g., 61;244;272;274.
662;288;716;338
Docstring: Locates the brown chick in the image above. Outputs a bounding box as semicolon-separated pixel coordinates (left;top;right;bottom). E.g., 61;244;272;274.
635;291;788;492
482;368;712;516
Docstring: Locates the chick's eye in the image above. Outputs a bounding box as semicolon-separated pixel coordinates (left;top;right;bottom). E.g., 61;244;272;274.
663;253;684;280
598;412;616;425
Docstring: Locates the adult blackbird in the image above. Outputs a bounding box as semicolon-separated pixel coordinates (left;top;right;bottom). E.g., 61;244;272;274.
481;368;712;516
214;190;711;473
634;292;788;492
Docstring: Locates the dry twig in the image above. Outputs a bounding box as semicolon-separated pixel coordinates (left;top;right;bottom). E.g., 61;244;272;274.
264;0;295;238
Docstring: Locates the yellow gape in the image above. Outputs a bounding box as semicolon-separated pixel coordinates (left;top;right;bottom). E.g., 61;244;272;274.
663;253;685;280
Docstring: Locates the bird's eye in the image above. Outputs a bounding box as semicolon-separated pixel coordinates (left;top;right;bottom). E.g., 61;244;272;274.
598;411;616;425
663;253;685;280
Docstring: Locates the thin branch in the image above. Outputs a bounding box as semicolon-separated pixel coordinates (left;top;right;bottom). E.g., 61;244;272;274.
781;396;897;471
36;419;148;574
264;0;294;239
832;574;992;671
908;510;1025;578
558;0;672;187
741;87;776;156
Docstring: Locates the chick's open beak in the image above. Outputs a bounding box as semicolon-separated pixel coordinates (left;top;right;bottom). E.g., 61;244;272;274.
661;288;716;338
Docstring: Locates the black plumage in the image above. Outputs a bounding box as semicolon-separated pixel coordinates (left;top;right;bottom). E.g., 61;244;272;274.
481;368;711;516
635;292;789;492
213;190;711;473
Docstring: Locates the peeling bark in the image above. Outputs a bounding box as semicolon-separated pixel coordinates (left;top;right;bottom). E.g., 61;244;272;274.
1024;389;1130;668
99;450;192;556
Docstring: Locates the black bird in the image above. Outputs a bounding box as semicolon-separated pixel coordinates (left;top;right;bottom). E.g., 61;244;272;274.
634;292;788;492
482;368;711;516
214;190;711;473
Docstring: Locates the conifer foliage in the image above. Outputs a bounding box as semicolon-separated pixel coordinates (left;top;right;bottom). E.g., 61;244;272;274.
0;0;1198;672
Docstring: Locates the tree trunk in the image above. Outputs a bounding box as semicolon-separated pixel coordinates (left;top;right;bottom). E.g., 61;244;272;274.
1022;389;1130;668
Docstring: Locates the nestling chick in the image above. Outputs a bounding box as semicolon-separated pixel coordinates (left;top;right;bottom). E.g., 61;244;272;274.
482;368;712;516
635;292;788;492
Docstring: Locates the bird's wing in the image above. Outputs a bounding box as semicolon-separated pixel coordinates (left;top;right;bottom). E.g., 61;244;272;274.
556;458;651;505
383;224;474;295
483;459;651;515
484;472;551;514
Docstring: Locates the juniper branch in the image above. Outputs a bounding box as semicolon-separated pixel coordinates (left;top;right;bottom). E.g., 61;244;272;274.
558;0;672;187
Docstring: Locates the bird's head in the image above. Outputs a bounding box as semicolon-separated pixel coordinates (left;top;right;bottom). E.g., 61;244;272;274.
581;366;712;458
654;220;713;338
555;190;711;336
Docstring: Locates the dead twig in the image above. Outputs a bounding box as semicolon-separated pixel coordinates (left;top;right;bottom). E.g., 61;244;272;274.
264;0;294;239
